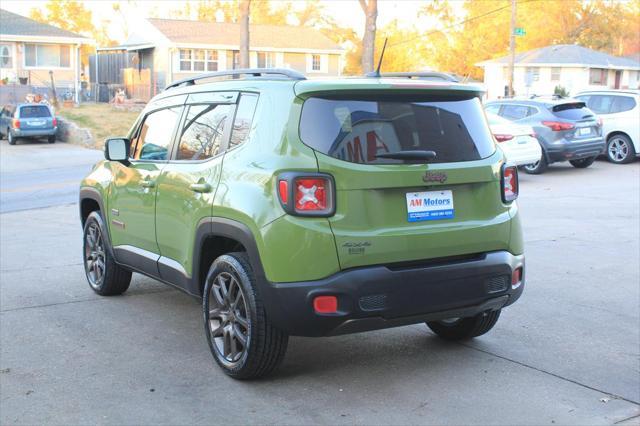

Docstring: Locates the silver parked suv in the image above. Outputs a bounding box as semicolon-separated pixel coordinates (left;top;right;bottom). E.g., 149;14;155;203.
485;97;604;174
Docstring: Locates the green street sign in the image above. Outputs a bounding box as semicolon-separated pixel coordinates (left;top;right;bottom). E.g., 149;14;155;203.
514;27;526;36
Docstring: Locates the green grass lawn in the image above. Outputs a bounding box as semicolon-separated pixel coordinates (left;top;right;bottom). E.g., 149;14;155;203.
57;103;140;148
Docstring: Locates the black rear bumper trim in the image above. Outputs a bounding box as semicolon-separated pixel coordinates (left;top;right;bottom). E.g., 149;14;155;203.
260;250;525;336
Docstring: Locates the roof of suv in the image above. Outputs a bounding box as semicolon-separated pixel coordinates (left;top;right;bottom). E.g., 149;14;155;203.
156;71;486;102
575;89;640;96
486;97;584;108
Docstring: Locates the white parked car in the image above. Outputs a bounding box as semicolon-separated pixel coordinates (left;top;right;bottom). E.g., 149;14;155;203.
574;90;639;164
485;112;542;167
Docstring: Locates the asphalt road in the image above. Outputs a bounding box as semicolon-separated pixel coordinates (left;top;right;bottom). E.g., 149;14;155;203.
1;143;639;425
0;140;102;213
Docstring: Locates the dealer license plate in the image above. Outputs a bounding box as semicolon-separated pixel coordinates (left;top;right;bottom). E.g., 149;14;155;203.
406;190;454;222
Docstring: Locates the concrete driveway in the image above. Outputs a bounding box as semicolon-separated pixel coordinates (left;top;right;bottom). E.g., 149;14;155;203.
0;143;638;425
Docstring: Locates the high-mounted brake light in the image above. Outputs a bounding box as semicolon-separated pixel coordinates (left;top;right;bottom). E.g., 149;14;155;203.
501;165;519;203
11;119;20;129
277;172;335;217
493;134;514;143
542;121;575;131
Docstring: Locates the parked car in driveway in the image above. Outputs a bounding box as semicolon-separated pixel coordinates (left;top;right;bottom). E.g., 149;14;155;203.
485;97;604;174
486;112;542;167
0;103;58;145
574;90;639;164
79;68;525;379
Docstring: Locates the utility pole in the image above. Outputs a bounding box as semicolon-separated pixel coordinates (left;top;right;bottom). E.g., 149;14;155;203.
508;0;516;97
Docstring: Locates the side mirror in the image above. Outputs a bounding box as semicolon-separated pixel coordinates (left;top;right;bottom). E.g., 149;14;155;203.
104;138;130;164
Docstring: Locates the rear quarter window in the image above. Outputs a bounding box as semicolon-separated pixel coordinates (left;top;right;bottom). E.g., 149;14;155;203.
299;96;495;164
19;105;51;118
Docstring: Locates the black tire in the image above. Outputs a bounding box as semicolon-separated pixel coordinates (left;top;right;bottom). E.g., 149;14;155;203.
48;135;56;144
83;211;131;296
8;131;16;145
606;134;636;164
569;156;596;168
521;155;547;174
426;310;501;341
203;252;288;379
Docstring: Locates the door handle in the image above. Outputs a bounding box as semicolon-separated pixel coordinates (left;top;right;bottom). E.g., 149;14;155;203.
141;179;156;188
190;183;212;193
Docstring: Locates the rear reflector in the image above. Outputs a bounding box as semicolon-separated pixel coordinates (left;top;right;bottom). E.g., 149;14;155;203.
313;296;338;314
542;121;575;131
501;165;518;203
278;180;288;204
493;134;514;143
511;267;523;289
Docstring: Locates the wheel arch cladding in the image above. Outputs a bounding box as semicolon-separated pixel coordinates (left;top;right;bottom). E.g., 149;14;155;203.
194;217;267;297
79;187;106;227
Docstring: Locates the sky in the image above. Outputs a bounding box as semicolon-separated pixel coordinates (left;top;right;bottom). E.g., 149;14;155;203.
0;0;445;43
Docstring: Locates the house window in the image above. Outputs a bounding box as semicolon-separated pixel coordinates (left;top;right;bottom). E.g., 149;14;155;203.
178;49;218;72
306;53;327;73
551;67;561;81
526;67;539;82
589;68;608;85
257;52;275;68
0;44;12;68
24;44;70;68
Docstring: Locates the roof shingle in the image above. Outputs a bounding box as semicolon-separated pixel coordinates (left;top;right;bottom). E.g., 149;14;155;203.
478;44;640;69
148;18;342;52
0;8;90;40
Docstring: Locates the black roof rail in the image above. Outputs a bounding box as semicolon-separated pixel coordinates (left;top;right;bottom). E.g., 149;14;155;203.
165;68;306;90
365;71;460;82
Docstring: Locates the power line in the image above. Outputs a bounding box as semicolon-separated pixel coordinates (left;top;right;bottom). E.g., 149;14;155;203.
380;0;543;72
386;0;540;50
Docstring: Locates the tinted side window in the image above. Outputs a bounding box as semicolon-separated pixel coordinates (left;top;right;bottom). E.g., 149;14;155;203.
300;96;495;164
611;96;636;113
583;95;614;114
177;104;231;161
133;107;182;161
229;93;258;149
501;105;530;120
484;104;501;115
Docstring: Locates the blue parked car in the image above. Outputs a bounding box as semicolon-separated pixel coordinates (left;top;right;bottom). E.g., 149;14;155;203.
0;103;58;145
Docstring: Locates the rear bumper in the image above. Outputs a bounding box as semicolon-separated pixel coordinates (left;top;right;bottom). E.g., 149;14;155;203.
11;127;57;137
261;251;525;337
546;138;605;163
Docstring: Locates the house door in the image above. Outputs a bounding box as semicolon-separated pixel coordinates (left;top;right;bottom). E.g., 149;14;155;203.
614;71;622;89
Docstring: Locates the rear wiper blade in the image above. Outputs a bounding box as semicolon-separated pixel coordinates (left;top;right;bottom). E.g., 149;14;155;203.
375;150;437;161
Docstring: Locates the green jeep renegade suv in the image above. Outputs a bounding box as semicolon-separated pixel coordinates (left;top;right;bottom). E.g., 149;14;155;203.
80;69;525;379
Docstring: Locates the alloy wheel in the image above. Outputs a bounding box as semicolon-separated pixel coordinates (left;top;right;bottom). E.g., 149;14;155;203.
84;222;105;288
207;271;250;365
608;137;629;162
523;161;539;172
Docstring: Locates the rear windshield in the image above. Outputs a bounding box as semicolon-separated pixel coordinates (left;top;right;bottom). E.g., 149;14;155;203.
20;105;51;118
299;96;495;164
551;102;593;120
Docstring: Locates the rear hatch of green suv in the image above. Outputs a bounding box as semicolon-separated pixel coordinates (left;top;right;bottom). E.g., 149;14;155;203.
295;79;513;270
